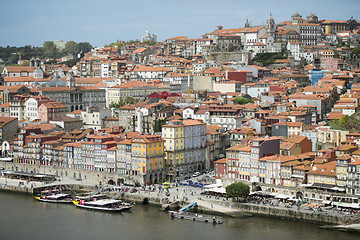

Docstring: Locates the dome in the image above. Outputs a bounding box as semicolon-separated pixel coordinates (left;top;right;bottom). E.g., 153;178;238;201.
43;72;66;87
268;13;274;21
292;12;302;18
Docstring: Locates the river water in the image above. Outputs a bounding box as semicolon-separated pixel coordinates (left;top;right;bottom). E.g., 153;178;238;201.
0;192;358;240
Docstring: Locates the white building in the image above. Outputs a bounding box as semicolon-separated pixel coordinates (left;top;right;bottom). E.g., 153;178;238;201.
24;96;53;121
141;30;157;42
287;42;305;61
101;61;111;78
81;106;112;131
130;66;171;81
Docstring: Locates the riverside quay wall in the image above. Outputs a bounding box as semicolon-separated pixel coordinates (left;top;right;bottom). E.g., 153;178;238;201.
222;178;360;205
239;203;358;225
0;162;143;186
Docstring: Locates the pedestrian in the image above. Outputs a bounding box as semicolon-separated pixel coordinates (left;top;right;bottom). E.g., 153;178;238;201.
211;204;213;208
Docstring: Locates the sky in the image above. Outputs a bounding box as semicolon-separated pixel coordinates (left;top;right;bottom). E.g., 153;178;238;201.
1;0;359;47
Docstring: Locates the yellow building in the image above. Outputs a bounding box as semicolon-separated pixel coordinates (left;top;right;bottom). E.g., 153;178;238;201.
280;160;300;187
162;119;206;180
162;120;185;168
322;19;360;34
336;155;351;188
307;161;336;187
280;142;301;156
131;134;164;184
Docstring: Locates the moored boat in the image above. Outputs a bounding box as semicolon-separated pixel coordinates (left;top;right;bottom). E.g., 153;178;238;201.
34;193;74;203
72;199;133;212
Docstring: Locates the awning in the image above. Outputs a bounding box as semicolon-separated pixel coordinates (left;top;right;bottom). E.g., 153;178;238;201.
301;183;313;187
330;187;346;192
274;194;291;199
291;174;304;178
334;202;360;209
310;183;335;190
322;200;332;205
249;191;272;197
0;158;13;162
205;187;226;194
203;183;222;189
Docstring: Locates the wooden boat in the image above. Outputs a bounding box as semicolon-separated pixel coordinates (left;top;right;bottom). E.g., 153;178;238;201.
72;199;133;212
34;193;74;203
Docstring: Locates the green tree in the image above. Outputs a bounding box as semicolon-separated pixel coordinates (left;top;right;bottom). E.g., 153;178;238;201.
106;41;124;49
334;51;340;59
251;52;286;66
225;182;250;201
63;59;77;67
339;115;350;127
77;42;93;54
43;41;58;58
153;119;167;132
109;98;127;109
143;40;156;45
233;97;253;105
64;41;78;54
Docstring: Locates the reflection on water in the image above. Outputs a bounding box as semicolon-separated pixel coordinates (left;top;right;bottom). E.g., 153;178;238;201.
0;192;358;240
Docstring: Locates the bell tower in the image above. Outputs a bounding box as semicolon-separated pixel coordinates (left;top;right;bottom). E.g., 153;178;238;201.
267;14;276;35
66;70;75;88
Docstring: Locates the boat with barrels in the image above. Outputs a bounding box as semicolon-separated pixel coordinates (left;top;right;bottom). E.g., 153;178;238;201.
34;189;74;203
72;198;133;212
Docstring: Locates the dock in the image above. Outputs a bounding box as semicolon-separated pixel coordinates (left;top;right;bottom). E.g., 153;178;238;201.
170;211;223;224
169;202;223;224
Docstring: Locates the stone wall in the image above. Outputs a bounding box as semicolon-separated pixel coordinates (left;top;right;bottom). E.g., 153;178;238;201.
203;52;249;65
0;162;144;186
222;178;360;203
239;203;356;225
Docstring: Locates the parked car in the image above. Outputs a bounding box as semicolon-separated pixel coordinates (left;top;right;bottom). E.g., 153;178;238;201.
192;172;200;177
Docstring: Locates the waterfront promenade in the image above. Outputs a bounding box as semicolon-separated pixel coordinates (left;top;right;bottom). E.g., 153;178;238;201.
1;174;360;232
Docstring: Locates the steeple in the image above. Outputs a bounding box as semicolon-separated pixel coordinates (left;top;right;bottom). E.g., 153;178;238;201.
245;19;250;28
66;70;75;88
267;13;276;34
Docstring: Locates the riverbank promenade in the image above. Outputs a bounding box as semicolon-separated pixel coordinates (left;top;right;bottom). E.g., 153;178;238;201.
1;175;360;232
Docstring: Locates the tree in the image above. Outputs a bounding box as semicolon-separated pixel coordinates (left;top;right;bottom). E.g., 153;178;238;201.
63;59;77;67
233;97;253;105
225;182;250;201
43;41;58;58
64;41;78;54
143;40;156;45
106;41;124;49
339;115;350;127
77;42;92;54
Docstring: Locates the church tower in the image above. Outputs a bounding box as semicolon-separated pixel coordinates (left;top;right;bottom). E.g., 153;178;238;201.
245;19;250;28
66;70;75;88
267;14;276;35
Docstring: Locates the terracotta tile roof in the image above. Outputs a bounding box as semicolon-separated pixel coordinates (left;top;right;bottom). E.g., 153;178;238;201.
40;102;67;109
112;81;152;89
0;117;17;127
4;66;35;72
0;85;29;93
308;161;336;176
120;104;135;110
226;144;251;152
4;77;51;83
133;48;147;53
132;65;171;72
182;119;205;126
214;158;227;164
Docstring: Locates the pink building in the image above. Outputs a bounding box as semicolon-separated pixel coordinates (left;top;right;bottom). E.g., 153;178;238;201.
214;158;227;180
38;102;68;122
